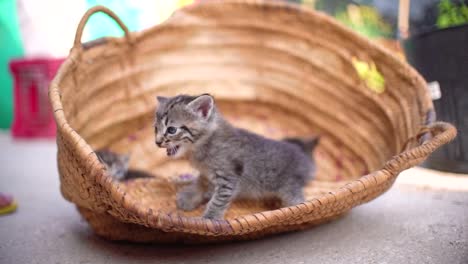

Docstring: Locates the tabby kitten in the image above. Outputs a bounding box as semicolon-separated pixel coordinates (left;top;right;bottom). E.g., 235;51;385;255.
154;94;318;219
96;150;152;181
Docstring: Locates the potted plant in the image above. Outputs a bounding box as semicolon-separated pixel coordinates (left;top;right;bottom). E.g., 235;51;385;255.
402;0;468;173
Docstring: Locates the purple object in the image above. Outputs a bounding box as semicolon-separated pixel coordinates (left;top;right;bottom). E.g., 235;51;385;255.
179;173;195;181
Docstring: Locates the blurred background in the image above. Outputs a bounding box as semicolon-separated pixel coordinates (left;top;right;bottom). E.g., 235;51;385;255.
1;1;467;263
1;0;467;172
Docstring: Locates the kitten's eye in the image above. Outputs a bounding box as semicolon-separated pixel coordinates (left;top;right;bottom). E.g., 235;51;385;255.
167;126;177;134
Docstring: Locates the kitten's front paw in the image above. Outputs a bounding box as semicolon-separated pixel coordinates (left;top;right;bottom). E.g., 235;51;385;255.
176;190;202;211
202;210;224;219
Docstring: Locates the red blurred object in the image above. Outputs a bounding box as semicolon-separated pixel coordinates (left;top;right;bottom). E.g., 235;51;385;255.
9;58;64;138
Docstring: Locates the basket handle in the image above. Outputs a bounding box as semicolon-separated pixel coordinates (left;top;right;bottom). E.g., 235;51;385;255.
385;122;457;172
73;5;133;48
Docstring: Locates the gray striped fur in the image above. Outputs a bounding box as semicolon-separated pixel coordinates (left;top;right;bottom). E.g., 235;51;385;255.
154;94;318;219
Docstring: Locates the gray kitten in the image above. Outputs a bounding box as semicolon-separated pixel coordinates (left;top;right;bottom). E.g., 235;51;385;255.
96;150;153;181
154;94;318;219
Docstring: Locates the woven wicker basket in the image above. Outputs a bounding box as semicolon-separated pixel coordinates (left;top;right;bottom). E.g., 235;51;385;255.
50;1;456;243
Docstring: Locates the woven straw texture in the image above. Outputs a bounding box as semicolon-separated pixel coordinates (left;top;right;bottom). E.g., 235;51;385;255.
49;1;456;243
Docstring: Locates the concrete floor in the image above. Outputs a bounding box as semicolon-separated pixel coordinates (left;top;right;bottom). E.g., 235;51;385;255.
0;134;467;264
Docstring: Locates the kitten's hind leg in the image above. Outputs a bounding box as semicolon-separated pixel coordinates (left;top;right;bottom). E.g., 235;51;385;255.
176;179;204;211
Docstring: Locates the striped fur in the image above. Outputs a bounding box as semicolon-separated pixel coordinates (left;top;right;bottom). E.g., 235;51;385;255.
154;94;318;219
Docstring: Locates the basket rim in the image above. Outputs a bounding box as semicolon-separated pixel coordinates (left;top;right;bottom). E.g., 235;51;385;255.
49;0;457;236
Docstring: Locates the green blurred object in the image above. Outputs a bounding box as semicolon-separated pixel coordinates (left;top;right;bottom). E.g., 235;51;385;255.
437;0;468;29
0;0;24;129
335;4;392;39
351;57;385;94
85;0;141;41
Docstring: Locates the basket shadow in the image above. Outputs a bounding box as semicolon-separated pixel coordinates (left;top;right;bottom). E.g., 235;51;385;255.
70;213;351;261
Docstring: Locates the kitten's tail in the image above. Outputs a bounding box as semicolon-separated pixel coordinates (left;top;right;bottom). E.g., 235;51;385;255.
118;170;154;181
283;136;320;154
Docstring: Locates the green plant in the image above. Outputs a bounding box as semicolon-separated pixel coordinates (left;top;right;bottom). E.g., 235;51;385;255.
335;4;392;39
437;0;468;29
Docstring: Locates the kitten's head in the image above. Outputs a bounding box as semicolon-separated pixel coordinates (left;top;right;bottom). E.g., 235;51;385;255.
154;94;216;158
95;149;130;179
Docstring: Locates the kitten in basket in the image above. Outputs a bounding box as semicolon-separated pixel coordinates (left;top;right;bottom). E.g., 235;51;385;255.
154;94;319;219
95;149;153;181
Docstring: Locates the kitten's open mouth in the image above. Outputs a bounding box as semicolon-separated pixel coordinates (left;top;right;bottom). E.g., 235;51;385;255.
166;145;180;156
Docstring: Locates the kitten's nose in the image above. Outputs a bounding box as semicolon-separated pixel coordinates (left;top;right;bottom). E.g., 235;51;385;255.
155;139;163;147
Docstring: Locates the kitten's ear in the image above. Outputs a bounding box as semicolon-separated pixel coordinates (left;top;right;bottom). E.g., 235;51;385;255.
304;136;320;152
157;96;168;105
187;94;214;119
283;136;320;154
